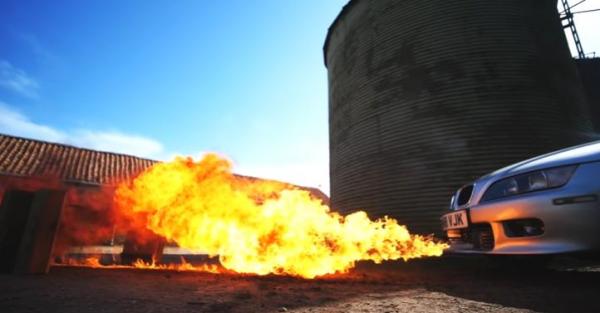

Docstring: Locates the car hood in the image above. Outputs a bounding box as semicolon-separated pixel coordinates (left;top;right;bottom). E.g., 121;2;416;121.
482;140;600;180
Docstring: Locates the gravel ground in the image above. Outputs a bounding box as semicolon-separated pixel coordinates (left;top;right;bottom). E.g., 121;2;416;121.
1;256;599;313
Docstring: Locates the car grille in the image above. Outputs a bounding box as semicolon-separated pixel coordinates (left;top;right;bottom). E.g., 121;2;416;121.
456;185;473;206
450;223;494;251
473;224;495;251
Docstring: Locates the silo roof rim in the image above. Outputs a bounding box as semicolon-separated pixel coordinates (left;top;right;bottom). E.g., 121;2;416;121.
323;0;359;68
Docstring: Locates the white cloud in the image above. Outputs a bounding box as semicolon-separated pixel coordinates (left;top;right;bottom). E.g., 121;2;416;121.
236;161;330;194
0;102;165;159
0;104;65;142
0;103;330;191
0;60;39;98
68;130;164;159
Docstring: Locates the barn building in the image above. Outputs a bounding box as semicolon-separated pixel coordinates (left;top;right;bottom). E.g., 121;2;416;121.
0;133;328;274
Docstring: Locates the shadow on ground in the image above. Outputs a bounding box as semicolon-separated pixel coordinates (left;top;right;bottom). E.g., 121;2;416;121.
353;256;600;313
1;255;599;313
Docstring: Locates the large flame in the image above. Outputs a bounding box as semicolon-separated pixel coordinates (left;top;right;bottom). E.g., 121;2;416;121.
57;256;223;274
113;154;447;279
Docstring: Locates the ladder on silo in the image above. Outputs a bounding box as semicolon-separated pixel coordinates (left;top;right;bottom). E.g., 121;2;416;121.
560;0;586;59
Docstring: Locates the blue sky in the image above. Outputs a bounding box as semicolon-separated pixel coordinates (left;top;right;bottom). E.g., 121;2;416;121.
0;0;347;191
0;1;598;193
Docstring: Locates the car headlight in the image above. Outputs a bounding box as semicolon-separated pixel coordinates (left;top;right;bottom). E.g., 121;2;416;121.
481;165;577;202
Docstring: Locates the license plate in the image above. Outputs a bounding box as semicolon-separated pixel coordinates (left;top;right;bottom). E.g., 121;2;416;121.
441;210;469;230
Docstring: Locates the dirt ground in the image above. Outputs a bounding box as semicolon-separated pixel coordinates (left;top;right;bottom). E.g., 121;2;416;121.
1;256;599;313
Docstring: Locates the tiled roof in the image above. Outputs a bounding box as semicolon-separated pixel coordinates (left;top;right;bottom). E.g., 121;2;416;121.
0;134;156;185
0;134;330;203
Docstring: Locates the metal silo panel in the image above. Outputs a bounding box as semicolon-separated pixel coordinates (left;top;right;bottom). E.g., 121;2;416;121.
325;0;593;234
576;58;600;133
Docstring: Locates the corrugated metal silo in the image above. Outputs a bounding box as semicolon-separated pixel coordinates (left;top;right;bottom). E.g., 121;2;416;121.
576;58;600;132
324;0;593;234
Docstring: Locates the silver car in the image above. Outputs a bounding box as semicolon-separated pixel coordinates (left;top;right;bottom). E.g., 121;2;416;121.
442;141;600;255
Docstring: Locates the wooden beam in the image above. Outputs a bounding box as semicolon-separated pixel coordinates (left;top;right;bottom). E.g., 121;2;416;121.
14;190;66;274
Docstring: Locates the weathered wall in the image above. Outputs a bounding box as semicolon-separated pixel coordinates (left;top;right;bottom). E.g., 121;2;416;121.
0;175;116;255
325;0;593;234
0;188;66;274
576;58;600;133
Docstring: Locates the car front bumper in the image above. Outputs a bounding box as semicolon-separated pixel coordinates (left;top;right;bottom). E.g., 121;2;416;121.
445;162;600;255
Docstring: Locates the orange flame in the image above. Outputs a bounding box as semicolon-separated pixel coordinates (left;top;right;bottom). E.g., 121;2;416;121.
113;154;447;279
56;256;223;274
132;258;223;274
